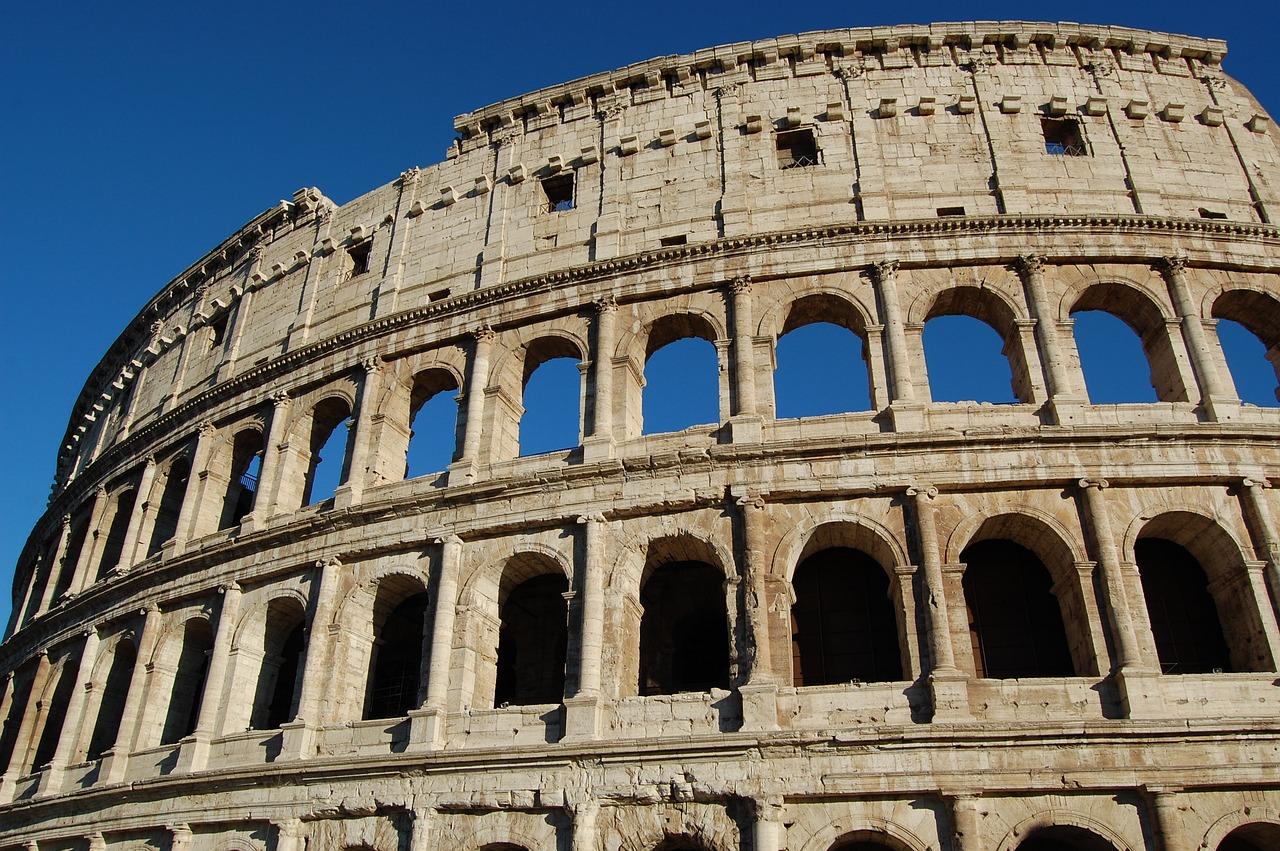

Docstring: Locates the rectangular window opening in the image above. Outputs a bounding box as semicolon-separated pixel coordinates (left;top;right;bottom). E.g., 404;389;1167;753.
208;314;227;350
777;128;820;169
937;206;966;217
346;241;372;279
1042;118;1087;156
429;287;452;301
542;172;575;213
1198;207;1228;220
660;234;687;247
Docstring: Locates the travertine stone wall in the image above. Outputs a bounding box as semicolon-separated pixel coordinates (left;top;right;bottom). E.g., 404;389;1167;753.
2;20;1279;851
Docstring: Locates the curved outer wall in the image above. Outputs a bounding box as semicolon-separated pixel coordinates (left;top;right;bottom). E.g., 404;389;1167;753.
2;19;1280;851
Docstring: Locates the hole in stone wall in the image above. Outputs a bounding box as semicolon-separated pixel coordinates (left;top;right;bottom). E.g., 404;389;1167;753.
87;639;137;760
1042;117;1087;156
660;234;688;247
936;206;966;217
1217;318;1279;406
542;172;575;212
1198;207;1228;220
221;430;264;529
345;240;372;279
774;321;871;417
923;315;1017;403
147;457;190;557
639;561;730;695
1072;310;1159;403
1136;538;1232;674
365;590;430;720
407;370;460;478
520;357;581;456
494;573;569;706
302;398;352;505
776;128;820;169
161;618;213;745
643;337;719;434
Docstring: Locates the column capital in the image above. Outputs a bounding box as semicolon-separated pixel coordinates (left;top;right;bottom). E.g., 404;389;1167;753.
729;274;753;295
1155;254;1190;276
197;420;217;438
593;294;619;314
1078;477;1110;491
273;817;305;838
868;259;900;282
905;483;938;499
1241;476;1271;490
360;355;381;374
270;391;291;408
315;555;343;570
736;493;766;511
60;513;72;528
218;581;242;596
434;533;463;547
1011;253;1049;278
576;512;607;525
143;603;160;617
472;324;496;343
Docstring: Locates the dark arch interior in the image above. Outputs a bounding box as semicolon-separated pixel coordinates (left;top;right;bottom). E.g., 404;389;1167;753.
30;658;78;769
962;540;1075;679
147;457;191;557
1136;537;1232;674
87;638;137;760
1016;824;1116;851
652;837;712;851
832;842;899;851
220;430;264;529
639;561;730;695
791;547;902;686
52;511;90;601
161;618;213;745
0;666;34;773
251;603;307;730
364;589;430;720
1219;822;1280;851
95;486;138;579
494;573;569;706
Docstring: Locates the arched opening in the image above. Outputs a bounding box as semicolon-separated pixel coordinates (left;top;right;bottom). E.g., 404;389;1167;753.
0;664;35;774
652;838;713;851
643;314;720;434
147;456;191;557
249;598;307;730
774;295;872;417
479;845;530;851
51;511;89;600
1070;283;1188;402
1014;824;1117;851
160;618;213;745
962;540;1075;678
303;397;352;505
30;657;78;769
923;287;1030;404
406;368;460;478
519;337;583;456
1219;822;1280;851
1213;288;1280;406
219;429;264;529
1071;310;1158;402
830;835;905;851
494;573;569;706
364;578;430;720
86;638;137;760
791;547;902;686
639;546;730;695
95;486;138;579
1136;538;1232;674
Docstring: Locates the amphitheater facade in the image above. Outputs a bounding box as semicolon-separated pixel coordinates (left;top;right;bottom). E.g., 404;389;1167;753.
4;19;1280;851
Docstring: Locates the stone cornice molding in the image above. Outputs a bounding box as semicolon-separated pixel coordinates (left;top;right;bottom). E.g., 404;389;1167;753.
43;213;1280;534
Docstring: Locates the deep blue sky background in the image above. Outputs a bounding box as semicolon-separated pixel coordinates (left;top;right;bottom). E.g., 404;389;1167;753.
3;2;1278;630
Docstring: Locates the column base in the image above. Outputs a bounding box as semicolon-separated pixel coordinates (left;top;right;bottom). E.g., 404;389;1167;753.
727;415;764;444
175;732;212;773
1202;395;1241;423
332;483;363;510
561;694;604;742
0;769;16;803
407;706;447;750
739;682;781;732
1117;666;1166;719
928;668;973;721
237;512;267;536
279;719;320;760
33;762;64;797
888;401;926;432
445;460;479;488
1045;395;1085;426
581;435;616;463
98;747;129;784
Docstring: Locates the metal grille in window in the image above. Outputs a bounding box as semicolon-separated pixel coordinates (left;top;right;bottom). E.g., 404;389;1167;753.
542;173;575;213
777;128;820;169
1042;118;1087;157
344;241;372;281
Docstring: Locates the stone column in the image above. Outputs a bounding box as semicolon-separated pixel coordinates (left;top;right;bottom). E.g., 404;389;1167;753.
409;807;437;851
1013;254;1080;422
274;819;306;851
752;796;785;851
906;485;969;719
3;651;51;788
949;794;984;851
282;557;341;759
178;583;242;772
566;514;607;740
571;800;600;851
243;393;292;530
869;260;923;430
448;327;494;484
1157;255;1238;420
120;455;158;568
1076;478;1161;716
728;276;763;442
37;515;72;613
174;422;217;550
86;833;106;851
738;493;780;730
68;487;110;595
40;628;100;794
168;824;193;851
1238;477;1280;624
1147;787;1192;851
334;358;385;509
583;296;618;461
101;605;161;783
411;535;461;747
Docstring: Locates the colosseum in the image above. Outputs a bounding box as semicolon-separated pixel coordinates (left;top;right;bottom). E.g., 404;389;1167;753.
2;18;1279;851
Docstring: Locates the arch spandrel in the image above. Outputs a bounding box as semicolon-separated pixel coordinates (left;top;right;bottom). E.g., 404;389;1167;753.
1201;808;1280;851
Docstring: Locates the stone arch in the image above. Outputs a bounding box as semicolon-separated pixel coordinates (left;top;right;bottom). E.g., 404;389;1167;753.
332;563;430;629
149;612;215;747
1057;273;1174;324
94;475;140;579
228;590;309;731
1210;286;1280;397
995;810;1130;851
1201;807;1280;851
466;820;555;851
214;423;267;531
611;808;739;851
769;291;878;417
756;282;874;340
210;839;262;851
231;589;310;650
146;448;193;557
796;819;932;851
953;511;1092;678
1066;280;1189;402
83;629;135;761
1126;509;1272;673
914;284;1036;404
771;514;908;581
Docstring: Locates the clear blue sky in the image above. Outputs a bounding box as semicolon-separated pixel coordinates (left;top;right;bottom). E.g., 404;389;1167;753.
3;2;1277;629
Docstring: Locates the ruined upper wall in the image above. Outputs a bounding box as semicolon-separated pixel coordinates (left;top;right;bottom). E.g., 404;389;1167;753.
54;21;1276;490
